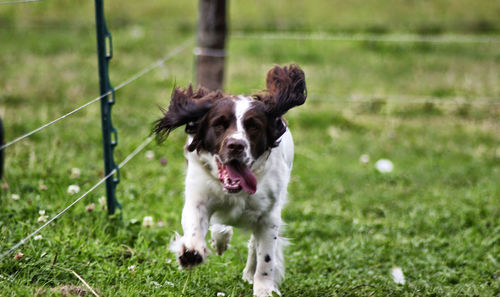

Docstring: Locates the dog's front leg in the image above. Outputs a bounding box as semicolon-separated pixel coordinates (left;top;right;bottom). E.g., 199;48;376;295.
171;197;209;268
253;222;281;297
242;235;257;284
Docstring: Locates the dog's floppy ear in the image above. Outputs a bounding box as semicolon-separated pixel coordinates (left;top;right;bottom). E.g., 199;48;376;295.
254;64;306;146
265;64;307;117
153;84;219;143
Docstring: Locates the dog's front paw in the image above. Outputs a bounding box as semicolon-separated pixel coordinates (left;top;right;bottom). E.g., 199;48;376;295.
170;233;207;268
178;247;204;268
210;225;233;256
253;280;280;297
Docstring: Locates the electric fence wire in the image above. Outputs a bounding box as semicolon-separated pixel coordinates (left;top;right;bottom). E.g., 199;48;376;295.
0;0;44;4
0;135;155;260
235;31;500;105
0;39;193;152
233;31;500;44
307;94;500;105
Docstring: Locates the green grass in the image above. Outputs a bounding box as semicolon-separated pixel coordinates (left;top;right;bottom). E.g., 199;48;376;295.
1;1;499;296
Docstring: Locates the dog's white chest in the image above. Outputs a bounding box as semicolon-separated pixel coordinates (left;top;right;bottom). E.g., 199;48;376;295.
209;191;274;229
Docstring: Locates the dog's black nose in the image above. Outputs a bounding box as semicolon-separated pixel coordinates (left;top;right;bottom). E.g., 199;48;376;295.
226;139;246;155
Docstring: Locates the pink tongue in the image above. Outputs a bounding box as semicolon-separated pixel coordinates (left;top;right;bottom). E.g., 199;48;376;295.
226;162;257;194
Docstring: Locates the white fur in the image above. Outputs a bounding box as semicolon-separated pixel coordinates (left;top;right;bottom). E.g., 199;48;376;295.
171;96;293;297
227;96;253;165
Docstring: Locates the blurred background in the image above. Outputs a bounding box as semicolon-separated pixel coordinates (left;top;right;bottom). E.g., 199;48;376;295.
0;0;499;296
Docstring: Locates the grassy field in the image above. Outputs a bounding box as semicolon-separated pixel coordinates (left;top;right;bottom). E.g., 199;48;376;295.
1;0;499;296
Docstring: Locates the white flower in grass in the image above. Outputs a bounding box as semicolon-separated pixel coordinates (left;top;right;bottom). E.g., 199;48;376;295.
130;218;138;224
71;168;81;178
164;280;174;287
217;293;226;297
391;266;405;285
150;281;161;289
375;159;394;173
142;216;153;227
38;215;48;223
39;210;45;216
67;185;80;195
98;196;106;206
360;154;370;164
128;265;136;274
157;220;165;227
11;194;20;200
328;126;341;139
145;150;155;160
34;235;43;241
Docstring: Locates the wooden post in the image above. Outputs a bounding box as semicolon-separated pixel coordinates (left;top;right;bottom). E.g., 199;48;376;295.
195;0;227;91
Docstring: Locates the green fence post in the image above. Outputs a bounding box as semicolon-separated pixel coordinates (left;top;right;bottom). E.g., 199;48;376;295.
94;0;121;214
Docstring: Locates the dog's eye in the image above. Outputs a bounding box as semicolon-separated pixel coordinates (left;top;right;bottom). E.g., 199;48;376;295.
212;117;229;132
244;119;261;134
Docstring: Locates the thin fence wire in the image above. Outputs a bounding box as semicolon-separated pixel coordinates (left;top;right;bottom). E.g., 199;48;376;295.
113;40;193;90
0;94;107;151
233;32;500;44
0;135;154;260
0;0;44;4
307;94;500;105
0;39;192;151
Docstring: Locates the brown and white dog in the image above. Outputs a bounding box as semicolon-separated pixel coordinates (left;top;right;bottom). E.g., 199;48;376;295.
154;64;306;297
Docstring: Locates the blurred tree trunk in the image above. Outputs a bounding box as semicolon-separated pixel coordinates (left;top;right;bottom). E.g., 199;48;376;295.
196;0;227;91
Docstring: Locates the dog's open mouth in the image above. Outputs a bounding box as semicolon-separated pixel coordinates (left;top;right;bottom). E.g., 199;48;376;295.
217;159;257;194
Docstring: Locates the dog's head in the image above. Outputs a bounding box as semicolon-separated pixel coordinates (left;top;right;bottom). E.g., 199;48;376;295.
154;64;306;194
